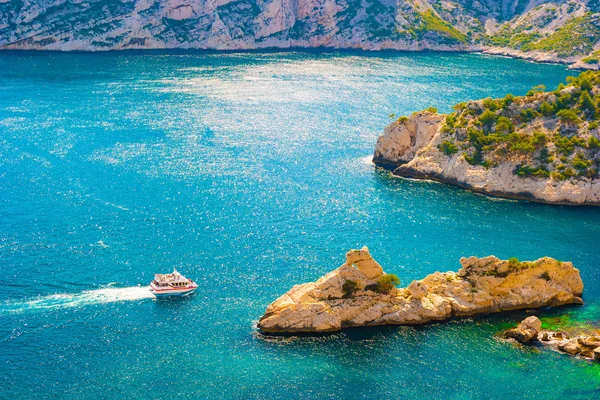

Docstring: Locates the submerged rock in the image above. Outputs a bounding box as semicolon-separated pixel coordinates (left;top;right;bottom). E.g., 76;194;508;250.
503;316;600;362
257;247;583;334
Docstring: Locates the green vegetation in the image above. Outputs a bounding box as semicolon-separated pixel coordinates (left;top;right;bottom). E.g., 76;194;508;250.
539;271;552;282
415;11;467;43
410;70;600;182
439;140;458;156
486;13;600;59
582;50;600;64
521;14;600;58
488;24;541;49
367;274;401;294
342;280;360;298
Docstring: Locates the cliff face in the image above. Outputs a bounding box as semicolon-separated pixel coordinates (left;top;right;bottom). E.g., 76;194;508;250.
373;72;600;205
1;0;600;67
257;247;583;334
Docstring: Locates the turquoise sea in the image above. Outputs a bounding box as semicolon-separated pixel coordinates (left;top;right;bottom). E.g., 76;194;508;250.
1;51;600;399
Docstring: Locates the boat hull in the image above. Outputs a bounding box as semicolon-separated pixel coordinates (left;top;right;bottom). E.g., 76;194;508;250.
149;286;197;297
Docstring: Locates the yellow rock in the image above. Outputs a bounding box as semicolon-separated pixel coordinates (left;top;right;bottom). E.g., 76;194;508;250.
257;248;584;334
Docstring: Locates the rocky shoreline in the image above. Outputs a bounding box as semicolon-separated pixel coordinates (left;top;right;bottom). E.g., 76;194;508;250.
503;316;600;362
257;247;583;334
2;1;599;70
373;73;600;206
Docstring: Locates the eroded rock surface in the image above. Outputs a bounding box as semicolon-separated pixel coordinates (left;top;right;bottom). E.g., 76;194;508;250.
503;316;600;362
373;75;600;206
1;0;599;69
257;248;584;333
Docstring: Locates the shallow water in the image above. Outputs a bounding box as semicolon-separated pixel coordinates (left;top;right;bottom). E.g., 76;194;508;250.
1;50;599;399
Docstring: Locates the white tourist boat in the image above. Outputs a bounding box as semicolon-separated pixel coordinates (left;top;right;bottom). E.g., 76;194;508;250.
149;269;198;297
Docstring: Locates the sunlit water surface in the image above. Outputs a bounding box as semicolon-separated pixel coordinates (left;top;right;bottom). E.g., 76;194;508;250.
1;51;599;399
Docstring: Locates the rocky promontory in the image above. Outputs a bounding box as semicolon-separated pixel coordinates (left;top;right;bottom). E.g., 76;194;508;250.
503;316;600;362
373;71;600;205
257;247;583;334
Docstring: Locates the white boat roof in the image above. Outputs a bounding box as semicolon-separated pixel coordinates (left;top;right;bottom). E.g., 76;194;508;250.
154;269;190;283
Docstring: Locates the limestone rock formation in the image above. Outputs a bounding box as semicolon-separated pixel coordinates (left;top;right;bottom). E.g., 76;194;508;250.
373;72;600;205
1;0;600;68
503;316;600;362
504;316;543;343
257;248;583;334
373;113;445;168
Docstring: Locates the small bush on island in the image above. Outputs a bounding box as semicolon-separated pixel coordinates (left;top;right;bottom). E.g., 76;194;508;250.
578;90;597;117
580;78;593;92
495;116;513;133
540;102;554;117
342;280;360;298
397;116;408;123
556;109;580;124
425;106;438;113
526;84;546;96
367;274;401;294
439;140;459;156
539;271;552;281
478;109;498;128
514;165;550;178
502;93;515;107
572;154;592;171
520;108;538;122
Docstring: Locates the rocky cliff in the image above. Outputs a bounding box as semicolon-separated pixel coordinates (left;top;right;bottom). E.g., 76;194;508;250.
257;247;583;333
1;0;600;67
373;71;600;205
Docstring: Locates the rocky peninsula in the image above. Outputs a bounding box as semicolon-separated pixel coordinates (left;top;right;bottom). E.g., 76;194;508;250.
373;71;600;205
257;247;583;334
503;316;600;362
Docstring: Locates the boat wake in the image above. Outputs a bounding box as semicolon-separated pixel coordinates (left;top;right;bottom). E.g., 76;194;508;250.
1;286;154;316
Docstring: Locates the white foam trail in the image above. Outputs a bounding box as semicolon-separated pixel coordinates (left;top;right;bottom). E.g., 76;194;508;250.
1;286;154;315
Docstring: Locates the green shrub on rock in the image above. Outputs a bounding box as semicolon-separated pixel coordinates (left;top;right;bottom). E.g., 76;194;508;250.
342;280;360;298
556;109;580;124
368;274;401;294
540;102;554;117
439;140;459;156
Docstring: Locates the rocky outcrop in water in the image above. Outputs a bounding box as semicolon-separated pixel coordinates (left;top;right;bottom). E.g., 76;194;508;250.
1;0;600;68
373;72;600;205
257;247;583;333
503;316;600;362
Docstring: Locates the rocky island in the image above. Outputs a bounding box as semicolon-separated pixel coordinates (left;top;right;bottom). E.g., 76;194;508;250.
503;316;600;362
257;247;583;334
374;71;600;205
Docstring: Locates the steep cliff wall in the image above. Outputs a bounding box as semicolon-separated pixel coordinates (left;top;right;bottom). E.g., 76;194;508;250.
373;71;600;205
1;0;600;67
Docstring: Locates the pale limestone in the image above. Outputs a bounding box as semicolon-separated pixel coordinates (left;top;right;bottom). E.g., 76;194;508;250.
257;248;583;333
373;113;600;205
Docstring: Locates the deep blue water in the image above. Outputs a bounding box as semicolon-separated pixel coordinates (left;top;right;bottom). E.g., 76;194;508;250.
1;51;599;399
